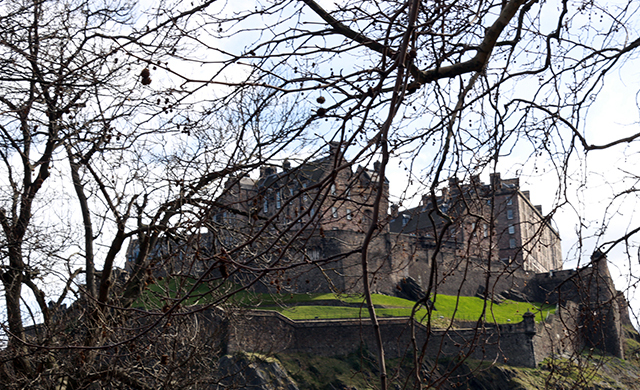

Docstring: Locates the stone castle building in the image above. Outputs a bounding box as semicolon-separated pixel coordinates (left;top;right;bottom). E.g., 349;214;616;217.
216;141;388;234
389;173;562;273
217;142;560;275
126;142;628;365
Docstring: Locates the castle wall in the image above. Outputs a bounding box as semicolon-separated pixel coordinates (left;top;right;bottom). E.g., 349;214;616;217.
531;302;581;364
524;255;624;359
226;310;539;367
243;235;626;365
273;230;531;300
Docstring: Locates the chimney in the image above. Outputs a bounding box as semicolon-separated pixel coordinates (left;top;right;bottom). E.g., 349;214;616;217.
224;174;237;189
373;161;381;172
283;159;291;171
421;194;430;206
390;204;399;218
490;173;501;191
470;174;481;188
522;190;530;200
448;176;459;189
329;141;342;159
259;167;266;178
535;205;542;214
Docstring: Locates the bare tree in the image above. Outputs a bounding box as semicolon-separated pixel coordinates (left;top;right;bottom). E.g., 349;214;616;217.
2;0;640;388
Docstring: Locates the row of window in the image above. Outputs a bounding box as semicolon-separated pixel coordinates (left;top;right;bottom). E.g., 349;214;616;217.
262;184;363;214
332;207;353;220
470;222;489;238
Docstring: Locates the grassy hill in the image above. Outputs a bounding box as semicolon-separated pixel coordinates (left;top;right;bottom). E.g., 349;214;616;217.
137;277;555;325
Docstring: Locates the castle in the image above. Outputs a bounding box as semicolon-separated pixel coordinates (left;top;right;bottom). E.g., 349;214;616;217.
125;142;630;366
204;142;565;294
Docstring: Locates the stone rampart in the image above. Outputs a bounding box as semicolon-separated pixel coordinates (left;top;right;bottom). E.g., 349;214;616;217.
531;302;581;364
272;230;530;301
227;310;538;367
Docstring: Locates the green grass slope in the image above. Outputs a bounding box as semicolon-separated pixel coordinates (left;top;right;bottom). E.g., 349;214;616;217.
136;278;555;325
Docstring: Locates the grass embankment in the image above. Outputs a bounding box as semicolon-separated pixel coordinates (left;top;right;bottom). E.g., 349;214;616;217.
137;277;555;325
261;293;554;325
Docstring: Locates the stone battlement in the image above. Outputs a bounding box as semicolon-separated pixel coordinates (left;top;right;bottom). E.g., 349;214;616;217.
227;309;540;367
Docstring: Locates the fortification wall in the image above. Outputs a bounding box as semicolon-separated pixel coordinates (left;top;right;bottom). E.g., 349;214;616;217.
531;302;581;364
241;232;626;364
525;255;624;359
398;234;530;298
226;310;538;368
275;231;530;300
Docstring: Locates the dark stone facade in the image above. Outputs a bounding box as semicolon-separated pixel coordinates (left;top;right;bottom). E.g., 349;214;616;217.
390;174;562;273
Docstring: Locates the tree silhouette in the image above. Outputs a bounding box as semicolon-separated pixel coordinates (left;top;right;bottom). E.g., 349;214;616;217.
1;0;640;388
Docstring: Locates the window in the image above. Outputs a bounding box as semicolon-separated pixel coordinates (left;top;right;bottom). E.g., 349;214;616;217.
402;214;410;227
483;223;488;238
307;248;320;261
507;209;514;220
332;207;338;218
507;198;513;205
331;184;337;195
508;225;515;235
471;222;476;237
263;199;268;213
346;209;352;220
276;191;281;209
509;238;516;249
346;188;351;200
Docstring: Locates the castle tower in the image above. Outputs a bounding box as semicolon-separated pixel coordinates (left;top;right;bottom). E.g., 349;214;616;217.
582;250;624;358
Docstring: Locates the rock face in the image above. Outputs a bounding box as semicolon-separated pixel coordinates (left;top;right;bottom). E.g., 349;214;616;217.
218;353;299;390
